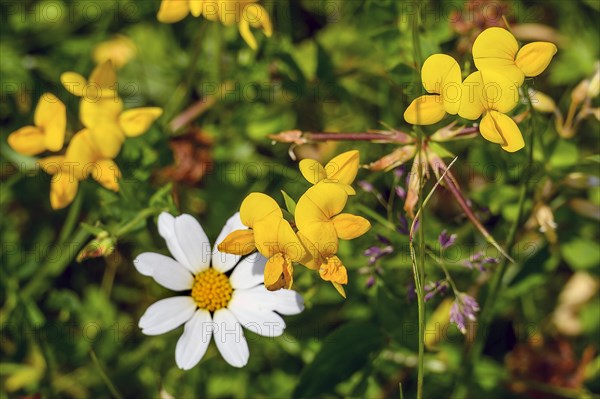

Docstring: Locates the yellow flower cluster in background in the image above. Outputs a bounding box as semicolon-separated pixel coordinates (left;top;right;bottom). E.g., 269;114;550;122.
218;151;371;297
157;0;273;50
404;27;557;152
7;60;162;210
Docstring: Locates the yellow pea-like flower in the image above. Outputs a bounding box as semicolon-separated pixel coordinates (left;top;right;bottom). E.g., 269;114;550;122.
61;62;162;159
459;70;524;152
404;54;463;125
295;184;370;296
218;193;305;291
38;128;123;210
299;150;360;194
472;27;557;87
157;0;272;50
8;93;66;156
93;35;137;69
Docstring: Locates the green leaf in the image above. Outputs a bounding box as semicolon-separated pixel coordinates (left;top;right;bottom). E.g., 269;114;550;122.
561;239;600;270
281;190;297;215
292;322;384;399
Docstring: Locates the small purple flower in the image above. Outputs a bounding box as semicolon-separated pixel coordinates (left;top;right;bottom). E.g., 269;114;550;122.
376;234;391;245
393;166;405;179
438;230;457;250
363;245;393;265
462;252;498;271
395;186;406;200
358;180;375;193
424;280;449;302
398;213;419;235
407;281;416;303
450;293;480;334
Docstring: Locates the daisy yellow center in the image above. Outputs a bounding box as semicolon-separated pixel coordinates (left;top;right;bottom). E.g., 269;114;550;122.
191;268;233;312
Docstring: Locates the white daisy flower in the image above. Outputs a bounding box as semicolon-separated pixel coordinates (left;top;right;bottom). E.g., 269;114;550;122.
134;211;305;369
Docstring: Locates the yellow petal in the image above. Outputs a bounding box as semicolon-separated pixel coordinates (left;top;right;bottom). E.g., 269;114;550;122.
189;0;204;17
515;42;557;78
92;159;121;191
264;253;293;291
118;107;163;137
298;222;339;257
480;110;525;152
60;72;87;97
478;111;505;144
239;19;258;50
528;88;556;113
88;61;117;95
92;35;137;69
332;213;371;240
295;184;348;230
472;27;524;86
34;93;66;152
65;129;98;179
7;126;45;155
49;174;79;210
319;256;348;285
404;95;446;125
244;4;272;34
80;97;123;129
459;71;519;119
38;156;65;175
253;216;304;261
239;192;282;228
299;159;327;184
296;231;322;270
88;127;125;159
421;54;462;115
157;0;190;22
218;229;257;255
325;150;360;186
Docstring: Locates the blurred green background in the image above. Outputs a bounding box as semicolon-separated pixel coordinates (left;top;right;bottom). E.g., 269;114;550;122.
1;0;599;398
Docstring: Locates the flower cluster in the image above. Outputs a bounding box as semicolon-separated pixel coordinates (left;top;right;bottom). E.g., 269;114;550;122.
157;0;273;50
8;61;162;209
404;27;557;152
218;151;371;297
135;212;304;369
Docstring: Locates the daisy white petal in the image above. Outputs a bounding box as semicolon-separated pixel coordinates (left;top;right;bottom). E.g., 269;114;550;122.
134;252;194;291
228;294;286;337
174;214;212;274
212;212;247;273
139;296;197;336
229;252;267;290
213;308;249;368
157;212;193;271
237;285;305;315
175;309;213;370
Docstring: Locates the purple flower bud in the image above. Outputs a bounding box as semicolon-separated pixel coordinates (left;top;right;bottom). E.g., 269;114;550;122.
393;166;405;179
377;234;391;245
438;230;457;250
366;275;376;288
358;180;375;193
395;186;406;200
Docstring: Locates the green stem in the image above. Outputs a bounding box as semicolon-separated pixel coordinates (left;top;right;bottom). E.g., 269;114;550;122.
90;349;124;399
411;6;425;399
114;207;159;237
459;86;537;397
58;191;83;245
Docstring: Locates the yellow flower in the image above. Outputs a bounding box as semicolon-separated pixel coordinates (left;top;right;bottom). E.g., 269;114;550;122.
157;0;204;22
459;70;524;152
37;129;122;210
218;193;305;291
295;184;370;296
472;27;557;86
157;0;273;50
93;35;137;69
404;54;462;125
298;150;360;195
61;61;163;158
8;93;66;156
